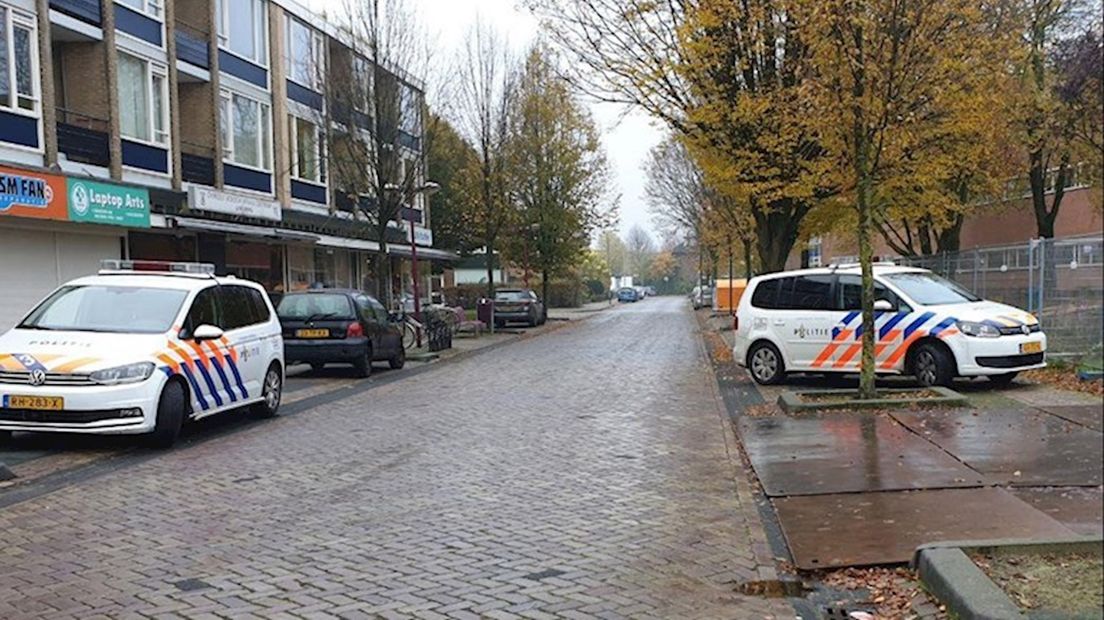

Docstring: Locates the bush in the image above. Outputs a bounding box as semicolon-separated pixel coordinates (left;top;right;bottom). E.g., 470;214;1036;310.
544;280;585;308
440;284;491;309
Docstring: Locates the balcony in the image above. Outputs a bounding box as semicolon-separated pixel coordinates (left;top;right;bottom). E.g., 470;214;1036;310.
56;108;109;167
49;0;101;27
181;142;216;186
175;21;209;69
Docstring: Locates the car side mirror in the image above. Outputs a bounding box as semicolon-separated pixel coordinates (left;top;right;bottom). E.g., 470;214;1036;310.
874;299;894;312
193;324;224;341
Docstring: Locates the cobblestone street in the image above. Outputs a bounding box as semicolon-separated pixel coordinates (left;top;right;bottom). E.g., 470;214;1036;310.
0;298;789;619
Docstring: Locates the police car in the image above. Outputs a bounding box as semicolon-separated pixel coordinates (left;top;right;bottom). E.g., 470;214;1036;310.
733;264;1046;387
0;261;284;447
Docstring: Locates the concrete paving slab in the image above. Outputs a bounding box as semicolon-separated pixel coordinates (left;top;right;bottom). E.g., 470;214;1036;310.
892;409;1103;486
774;488;1076;568
738;414;985;496
1035;403;1104;431
1011;487;1104;537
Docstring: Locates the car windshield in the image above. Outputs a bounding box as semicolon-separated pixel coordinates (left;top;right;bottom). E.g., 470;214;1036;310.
495;291;528;301
882;272;981;305
19;285;188;334
277;293;355;320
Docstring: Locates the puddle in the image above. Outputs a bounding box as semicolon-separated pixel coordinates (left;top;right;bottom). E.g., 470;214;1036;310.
733;579;811;598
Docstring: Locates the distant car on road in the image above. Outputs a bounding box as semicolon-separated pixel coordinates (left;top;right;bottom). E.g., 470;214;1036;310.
493;289;546;328
618;287;639;303
645;286;658;296
635;286;648;299
690;285;713;310
278;290;405;378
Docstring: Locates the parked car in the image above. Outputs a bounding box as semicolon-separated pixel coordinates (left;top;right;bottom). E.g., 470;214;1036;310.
278;289;405;378
618;287;639;303
635;286;648;299
493;289;547;327
0;260;284;447
645;286;658;296
690;285;713;310
732;264;1046;387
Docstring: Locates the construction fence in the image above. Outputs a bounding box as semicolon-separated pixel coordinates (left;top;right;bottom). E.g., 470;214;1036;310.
894;234;1104;360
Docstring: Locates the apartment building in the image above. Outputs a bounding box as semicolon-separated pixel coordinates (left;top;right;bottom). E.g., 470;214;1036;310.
0;0;450;330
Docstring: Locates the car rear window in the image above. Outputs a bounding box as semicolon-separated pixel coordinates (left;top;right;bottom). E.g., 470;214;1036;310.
277;293;355;320
750;279;780;309
495;291;528;301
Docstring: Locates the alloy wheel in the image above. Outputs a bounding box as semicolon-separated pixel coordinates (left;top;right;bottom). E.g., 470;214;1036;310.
264;368;282;411
915;350;938;386
752;348;778;382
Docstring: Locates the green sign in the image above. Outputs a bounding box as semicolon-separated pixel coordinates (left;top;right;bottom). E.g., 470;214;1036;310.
66;178;150;228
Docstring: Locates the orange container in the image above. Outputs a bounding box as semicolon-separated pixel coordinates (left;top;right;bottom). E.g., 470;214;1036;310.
713;278;747;313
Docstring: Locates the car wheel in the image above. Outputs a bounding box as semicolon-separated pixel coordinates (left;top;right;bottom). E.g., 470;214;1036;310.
147;380;186;448
748;342;785;385
310;362;325;373
494;319;505;329
987;371;1019;388
911;342;955;387
389;346;406;370
354;345;373;378
251;363;283;418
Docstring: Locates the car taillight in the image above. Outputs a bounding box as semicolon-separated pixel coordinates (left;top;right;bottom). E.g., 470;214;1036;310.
346;322;364;338
733;316;739;332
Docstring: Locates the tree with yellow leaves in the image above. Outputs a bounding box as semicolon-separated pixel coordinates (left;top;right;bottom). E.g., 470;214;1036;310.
804;0;1011;397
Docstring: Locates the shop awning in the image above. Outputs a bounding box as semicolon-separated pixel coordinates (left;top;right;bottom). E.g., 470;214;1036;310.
388;244;459;261
316;234;381;252
168;216;319;242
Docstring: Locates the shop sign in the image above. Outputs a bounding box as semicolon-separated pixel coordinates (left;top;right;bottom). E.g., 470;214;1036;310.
0;165;68;222
67;178;150;228
189;185;281;222
412;225;433;247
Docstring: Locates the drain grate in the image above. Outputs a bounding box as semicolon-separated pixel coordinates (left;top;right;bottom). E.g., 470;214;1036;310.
523;568;566;581
173;578;213;592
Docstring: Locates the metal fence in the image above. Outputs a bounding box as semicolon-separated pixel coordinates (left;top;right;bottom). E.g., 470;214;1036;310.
894;235;1104;360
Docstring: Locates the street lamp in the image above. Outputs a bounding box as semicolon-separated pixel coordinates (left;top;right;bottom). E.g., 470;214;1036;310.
385;181;439;348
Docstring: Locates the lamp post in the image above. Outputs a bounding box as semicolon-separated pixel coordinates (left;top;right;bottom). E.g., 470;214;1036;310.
386;181;439;348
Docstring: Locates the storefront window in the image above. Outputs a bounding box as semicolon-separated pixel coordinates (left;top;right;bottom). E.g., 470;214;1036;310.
128;232;196;262
226;241;284;295
287;244;314;292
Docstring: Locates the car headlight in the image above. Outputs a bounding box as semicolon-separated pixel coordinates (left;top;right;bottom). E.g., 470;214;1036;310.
956;321;1001;338
90;362;156;385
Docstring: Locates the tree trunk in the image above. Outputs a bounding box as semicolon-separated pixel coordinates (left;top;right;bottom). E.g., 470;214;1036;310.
743;237;752;279
541;269;550;308
378;238;393;310
857;180;877;399
753;201;806;272
484;237;496;298
1029;150;1059;238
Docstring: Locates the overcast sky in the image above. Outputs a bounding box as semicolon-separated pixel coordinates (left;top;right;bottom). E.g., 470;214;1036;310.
303;0;665;242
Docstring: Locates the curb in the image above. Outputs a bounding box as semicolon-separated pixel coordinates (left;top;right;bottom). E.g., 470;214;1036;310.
911;537;1103;620
777;386;968;412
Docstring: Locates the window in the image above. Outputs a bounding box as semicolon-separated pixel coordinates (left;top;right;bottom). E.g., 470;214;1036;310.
807;238;823;268
0;6;37;115
773;277;799;309
836;275;910;312
118;53;169;146
880;272;979;306
247;288;271;323
399;83;420;135
217;0;267;65
289;115;325;183
286;16;324;89
787;275;834;310
21;286;187;334
117;0;162;19
219;286;263;330
181;288;220;338
750;278;780;309
220;90;272;170
276;293;355;320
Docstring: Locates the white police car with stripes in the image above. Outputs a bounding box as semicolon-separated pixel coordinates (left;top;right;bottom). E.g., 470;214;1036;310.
0;261;284;447
733;264;1046;387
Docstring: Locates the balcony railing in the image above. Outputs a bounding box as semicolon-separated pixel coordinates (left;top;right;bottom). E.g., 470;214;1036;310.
49;0;101;26
56;107;109;167
175;20;210;69
181;142;215;186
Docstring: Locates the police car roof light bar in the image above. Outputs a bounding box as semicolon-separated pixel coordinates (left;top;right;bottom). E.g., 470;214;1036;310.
99;260;217;275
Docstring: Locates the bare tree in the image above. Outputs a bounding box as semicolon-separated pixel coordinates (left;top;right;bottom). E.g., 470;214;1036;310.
321;0;433;307
623;224;656;280
451;18;519;297
644;136;707;244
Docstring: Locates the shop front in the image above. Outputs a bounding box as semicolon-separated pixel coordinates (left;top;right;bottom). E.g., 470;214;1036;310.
0;164;152;331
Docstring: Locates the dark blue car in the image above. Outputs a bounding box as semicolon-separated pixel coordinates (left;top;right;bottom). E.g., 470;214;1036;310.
618;287;639;303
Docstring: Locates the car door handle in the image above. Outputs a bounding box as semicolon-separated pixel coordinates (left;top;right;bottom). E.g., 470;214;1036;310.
773;320;786;326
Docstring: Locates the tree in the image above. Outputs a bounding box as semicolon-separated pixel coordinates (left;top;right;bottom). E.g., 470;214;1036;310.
805;0;1005;398
504;45;618;304
623;224;656;280
425;113;479;254
325;0;432;307
1015;0;1101;237
529;0;832;272
452;19;518;296
645;136;708;244
597;229;627;277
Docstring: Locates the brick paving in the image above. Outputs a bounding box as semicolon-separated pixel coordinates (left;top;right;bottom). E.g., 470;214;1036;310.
0;297;789;619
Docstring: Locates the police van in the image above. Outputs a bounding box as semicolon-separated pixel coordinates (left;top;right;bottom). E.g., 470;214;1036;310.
0;261;284;447
733;264;1046;387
